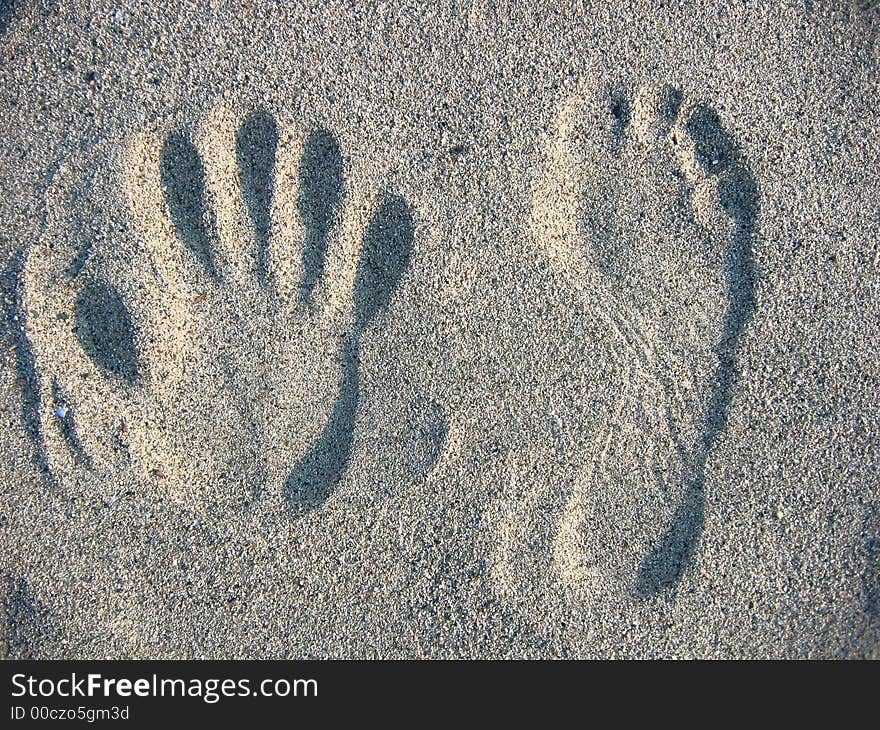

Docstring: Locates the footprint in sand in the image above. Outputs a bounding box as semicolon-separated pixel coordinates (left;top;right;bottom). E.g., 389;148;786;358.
21;101;446;517
496;80;758;604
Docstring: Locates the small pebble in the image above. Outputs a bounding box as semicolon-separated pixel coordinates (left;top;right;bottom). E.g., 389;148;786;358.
55;405;68;419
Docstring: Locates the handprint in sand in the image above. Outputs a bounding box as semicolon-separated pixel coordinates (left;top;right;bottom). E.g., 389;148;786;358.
22;100;444;518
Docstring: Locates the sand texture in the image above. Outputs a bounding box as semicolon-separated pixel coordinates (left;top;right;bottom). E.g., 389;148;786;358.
0;0;878;658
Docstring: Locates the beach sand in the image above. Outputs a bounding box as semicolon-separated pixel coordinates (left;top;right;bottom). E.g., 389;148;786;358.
0;0;878;658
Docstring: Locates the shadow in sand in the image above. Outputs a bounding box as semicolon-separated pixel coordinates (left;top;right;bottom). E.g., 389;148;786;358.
74;280;139;383
0;248;50;477
862;507;880;622
236;108;279;283
284;182;415;515
160;131;221;281
0;1;14;39
297;128;344;301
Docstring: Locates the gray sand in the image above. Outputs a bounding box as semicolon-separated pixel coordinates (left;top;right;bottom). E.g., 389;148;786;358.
0;0;878;658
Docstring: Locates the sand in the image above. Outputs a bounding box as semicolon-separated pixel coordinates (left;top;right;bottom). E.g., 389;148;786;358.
0;0;878;658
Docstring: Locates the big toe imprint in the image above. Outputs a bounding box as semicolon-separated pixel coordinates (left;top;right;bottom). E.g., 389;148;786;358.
525;81;758;602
